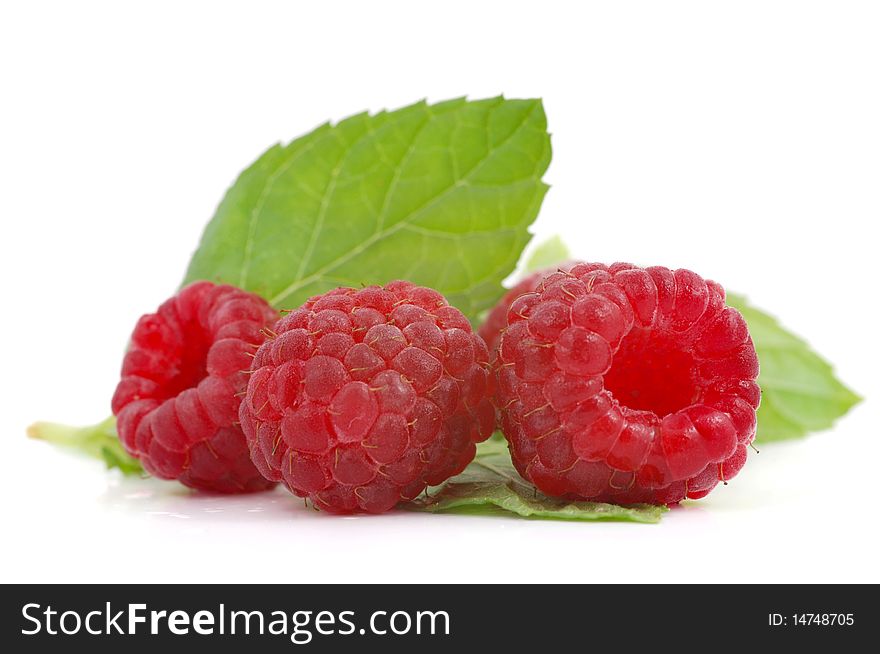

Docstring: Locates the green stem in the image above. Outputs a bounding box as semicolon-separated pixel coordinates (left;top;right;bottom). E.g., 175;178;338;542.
27;416;144;476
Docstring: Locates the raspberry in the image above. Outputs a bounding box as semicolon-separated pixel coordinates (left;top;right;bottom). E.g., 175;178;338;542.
239;281;495;514
111;281;279;493
478;262;575;353
492;262;759;504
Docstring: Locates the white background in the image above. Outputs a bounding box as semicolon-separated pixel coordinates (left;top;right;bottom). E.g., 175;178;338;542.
2;1;877;583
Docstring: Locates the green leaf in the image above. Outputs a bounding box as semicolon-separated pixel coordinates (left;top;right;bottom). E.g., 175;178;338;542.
27;417;144;476
727;294;861;442
409;438;666;523
524;234;570;273
184;96;552;323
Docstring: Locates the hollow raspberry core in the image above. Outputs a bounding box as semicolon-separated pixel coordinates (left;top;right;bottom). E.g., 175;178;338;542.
491;262;760;505
111;281;279;493
602;329;699;417
163;327;211;399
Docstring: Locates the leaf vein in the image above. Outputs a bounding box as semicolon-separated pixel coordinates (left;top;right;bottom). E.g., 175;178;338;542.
268;102;540;306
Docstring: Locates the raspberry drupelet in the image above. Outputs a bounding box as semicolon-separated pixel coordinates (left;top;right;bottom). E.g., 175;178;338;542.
111;281;279;493
491;262;760;504
478;262;576;353
239;281;496;514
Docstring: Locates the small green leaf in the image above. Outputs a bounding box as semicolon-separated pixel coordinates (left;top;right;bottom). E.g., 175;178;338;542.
727;294;861;442
409;438;666;523
27;417;144;476
524;234;570;272
184;96;552;323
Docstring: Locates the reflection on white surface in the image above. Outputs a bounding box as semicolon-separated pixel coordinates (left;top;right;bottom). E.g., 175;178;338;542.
101;476;308;522
98;474;389;525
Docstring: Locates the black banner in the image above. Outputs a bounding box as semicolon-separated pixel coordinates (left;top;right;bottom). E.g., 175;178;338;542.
1;584;871;651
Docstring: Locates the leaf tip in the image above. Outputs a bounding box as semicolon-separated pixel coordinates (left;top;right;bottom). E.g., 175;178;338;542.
842;386;864;409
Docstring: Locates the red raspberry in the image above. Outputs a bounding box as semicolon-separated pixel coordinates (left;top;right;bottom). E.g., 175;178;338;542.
492;262;760;504
479;263;575;352
111;281;279;493
239;281;495;514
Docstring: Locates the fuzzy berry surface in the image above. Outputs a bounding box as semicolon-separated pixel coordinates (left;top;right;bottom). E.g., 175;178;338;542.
239;281;495;514
493;262;760;504
112;281;279;493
